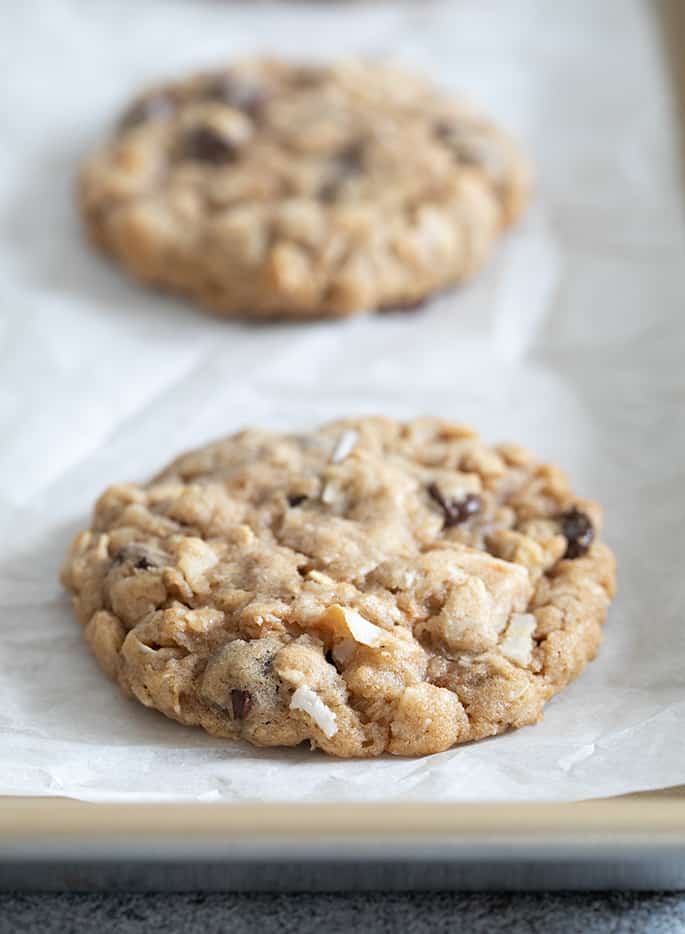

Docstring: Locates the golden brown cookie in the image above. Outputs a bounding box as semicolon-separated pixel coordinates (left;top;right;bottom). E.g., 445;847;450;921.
61;417;615;758
79;60;530;319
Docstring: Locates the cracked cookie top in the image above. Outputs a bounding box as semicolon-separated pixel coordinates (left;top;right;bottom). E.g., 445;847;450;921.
61;417;615;757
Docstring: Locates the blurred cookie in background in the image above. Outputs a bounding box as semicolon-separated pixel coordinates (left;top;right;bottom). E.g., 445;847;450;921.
80;60;530;319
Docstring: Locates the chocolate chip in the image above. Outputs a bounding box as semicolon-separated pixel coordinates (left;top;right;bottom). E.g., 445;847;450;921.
134;555;154;570
110;544;163;570
428;483;482;528
119;91;177;131
289;66;329;88
288;494;307;507
231;689;252;720
202;74;266;117
182;125;240;164
560;507;594;559
433;119;454;141
324;649;335;666
319;142;365;201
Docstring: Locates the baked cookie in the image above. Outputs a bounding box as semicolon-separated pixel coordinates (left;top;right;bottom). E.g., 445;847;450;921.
61;418;615;758
79;60;530;319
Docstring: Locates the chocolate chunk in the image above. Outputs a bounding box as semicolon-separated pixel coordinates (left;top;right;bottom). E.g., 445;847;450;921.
119;91;177;131
182;125;240;164
110;544;164;570
319;142;365;201
428;483;482;528
560;507;594;559
134;555;154;570
202;74;266;117
288;494;307;507
433;119;454;141
231;689;253;720
289;66;329;88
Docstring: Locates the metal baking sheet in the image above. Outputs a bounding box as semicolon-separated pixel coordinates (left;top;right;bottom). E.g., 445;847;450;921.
2;794;685;891
1;1;684;894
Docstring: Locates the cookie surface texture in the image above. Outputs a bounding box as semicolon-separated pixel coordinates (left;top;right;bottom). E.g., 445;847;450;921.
79;60;530;318
61;417;616;758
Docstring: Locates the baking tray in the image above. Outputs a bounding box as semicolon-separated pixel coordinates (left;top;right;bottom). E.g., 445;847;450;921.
2;1;684;893
1;791;685;891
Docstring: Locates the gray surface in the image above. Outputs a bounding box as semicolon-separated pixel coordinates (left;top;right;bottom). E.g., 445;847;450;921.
4;854;685;892
1;892;685;933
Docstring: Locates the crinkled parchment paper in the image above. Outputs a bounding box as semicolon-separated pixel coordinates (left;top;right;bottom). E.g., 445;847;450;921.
1;0;684;801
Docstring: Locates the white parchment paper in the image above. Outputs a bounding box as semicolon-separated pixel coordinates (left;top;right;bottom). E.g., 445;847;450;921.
1;0;684;802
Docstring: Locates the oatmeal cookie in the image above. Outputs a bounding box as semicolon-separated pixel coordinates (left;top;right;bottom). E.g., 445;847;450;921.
79;60;530;318
61;418;615;757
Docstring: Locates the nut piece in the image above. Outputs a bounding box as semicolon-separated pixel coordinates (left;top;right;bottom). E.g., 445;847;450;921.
317;604;386;647
500;613;536;667
177;538;218;589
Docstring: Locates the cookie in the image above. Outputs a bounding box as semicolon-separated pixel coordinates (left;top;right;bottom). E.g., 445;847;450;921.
79;60;530;319
61;418;615;758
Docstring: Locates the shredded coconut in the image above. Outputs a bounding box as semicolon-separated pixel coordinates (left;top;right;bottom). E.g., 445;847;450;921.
320;482;337;504
289;685;338;738
330;429;358;464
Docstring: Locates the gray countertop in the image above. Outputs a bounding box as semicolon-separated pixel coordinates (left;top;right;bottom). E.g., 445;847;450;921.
2;892;685;934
